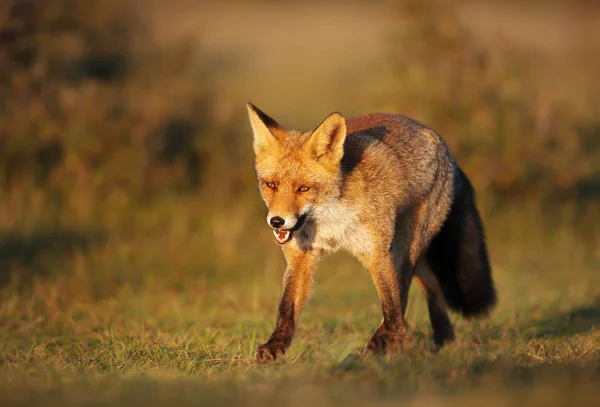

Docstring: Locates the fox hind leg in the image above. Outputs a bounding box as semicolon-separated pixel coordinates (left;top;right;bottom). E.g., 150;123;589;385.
414;260;455;347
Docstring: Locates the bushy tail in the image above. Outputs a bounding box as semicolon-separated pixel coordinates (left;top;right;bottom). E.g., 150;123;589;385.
426;168;497;318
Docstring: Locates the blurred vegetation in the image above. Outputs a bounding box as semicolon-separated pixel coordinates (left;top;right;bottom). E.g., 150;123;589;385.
0;0;221;200
387;0;600;205
0;0;264;296
0;0;596;303
0;0;596;294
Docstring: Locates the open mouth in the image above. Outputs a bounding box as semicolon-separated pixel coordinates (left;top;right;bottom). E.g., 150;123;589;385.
273;229;293;245
272;215;306;245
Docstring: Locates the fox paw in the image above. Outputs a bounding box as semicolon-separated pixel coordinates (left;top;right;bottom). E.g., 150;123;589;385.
364;327;404;355
432;329;456;351
256;342;287;364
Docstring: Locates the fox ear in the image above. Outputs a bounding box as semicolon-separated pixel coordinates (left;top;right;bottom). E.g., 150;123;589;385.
305;112;346;163
246;103;280;154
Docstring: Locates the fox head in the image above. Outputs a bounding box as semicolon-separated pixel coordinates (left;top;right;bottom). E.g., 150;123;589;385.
247;103;347;245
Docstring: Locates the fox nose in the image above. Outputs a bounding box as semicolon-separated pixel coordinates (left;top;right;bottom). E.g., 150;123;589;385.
269;216;285;228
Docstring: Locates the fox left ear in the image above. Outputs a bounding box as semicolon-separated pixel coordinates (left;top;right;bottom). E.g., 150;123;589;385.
304;112;347;163
246;103;281;154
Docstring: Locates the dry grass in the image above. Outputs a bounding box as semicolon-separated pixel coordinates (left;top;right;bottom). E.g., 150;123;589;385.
1;219;599;406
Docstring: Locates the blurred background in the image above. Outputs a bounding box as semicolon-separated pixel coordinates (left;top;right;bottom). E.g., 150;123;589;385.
0;0;599;337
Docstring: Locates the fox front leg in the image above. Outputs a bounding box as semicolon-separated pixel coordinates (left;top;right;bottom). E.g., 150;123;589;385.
256;248;321;364
362;248;411;355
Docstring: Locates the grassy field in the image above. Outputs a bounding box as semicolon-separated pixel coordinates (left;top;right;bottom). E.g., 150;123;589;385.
1;0;600;405
1;204;599;406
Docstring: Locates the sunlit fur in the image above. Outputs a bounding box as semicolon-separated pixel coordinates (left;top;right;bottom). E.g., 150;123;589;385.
247;103;496;364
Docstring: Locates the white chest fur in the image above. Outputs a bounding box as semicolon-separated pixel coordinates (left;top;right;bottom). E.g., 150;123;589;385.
307;202;373;255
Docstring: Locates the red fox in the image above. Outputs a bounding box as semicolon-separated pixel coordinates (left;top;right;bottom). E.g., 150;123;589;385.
247;103;496;363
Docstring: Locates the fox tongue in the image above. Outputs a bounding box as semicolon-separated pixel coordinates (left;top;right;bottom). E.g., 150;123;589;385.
273;229;291;244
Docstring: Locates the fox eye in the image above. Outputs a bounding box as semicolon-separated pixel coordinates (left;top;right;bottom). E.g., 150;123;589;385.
298;186;310;192
266;182;276;189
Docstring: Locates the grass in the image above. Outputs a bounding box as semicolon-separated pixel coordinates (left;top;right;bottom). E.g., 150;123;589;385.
0;205;599;406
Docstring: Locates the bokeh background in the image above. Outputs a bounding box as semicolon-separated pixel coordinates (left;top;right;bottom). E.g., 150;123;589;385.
1;0;599;405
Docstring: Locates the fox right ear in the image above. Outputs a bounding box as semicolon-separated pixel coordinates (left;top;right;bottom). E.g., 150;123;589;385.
246;103;280;154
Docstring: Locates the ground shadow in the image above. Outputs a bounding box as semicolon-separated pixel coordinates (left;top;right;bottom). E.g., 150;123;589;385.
526;297;600;339
0;229;104;288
